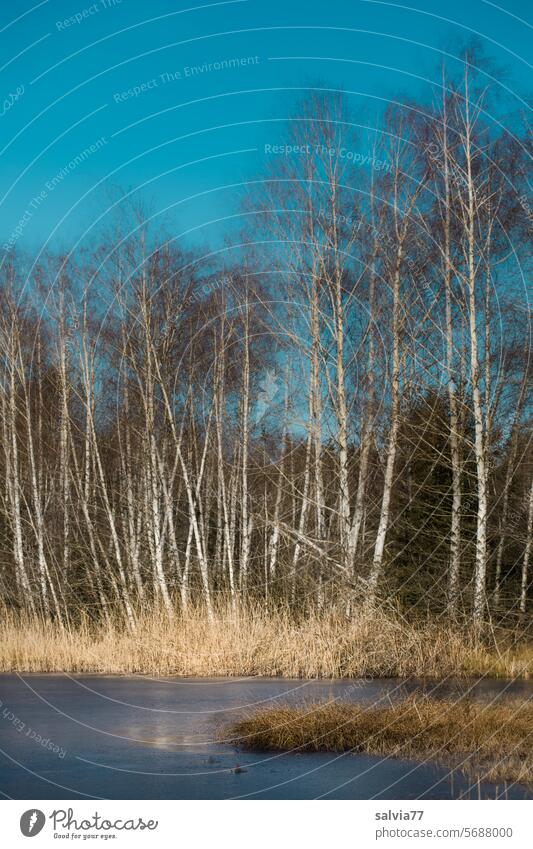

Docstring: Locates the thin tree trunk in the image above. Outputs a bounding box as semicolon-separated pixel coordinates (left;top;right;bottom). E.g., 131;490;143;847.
239;296;251;592
463;69;488;623
520;479;533;615
442;90;463;613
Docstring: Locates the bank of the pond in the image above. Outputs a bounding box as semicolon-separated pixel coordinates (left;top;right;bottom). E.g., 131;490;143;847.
1;606;531;678
228;696;533;786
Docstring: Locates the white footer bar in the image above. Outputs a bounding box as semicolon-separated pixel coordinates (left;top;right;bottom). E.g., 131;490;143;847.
2;799;531;848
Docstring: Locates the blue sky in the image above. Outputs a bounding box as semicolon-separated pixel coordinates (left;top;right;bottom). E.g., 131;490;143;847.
0;0;530;257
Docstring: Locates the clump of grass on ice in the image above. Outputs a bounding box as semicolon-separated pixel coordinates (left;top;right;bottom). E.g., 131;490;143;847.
228;695;533;785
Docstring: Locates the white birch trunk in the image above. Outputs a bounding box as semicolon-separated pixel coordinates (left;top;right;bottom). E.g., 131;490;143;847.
520;479;533;615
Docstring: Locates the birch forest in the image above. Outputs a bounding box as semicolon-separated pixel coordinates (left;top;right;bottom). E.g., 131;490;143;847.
1;58;531;630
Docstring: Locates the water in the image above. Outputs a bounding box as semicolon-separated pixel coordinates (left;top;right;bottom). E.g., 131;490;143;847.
0;674;531;799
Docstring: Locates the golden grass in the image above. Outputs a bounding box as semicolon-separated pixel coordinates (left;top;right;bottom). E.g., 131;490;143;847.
0;603;531;678
228;696;533;785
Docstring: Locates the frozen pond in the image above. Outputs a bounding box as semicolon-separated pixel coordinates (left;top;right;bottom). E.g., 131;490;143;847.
0;674;531;799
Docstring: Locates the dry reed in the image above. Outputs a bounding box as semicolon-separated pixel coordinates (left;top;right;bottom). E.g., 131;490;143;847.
0;604;531;678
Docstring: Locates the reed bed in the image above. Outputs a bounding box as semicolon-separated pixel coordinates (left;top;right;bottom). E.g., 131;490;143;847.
0;604;531;678
228;695;533;785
